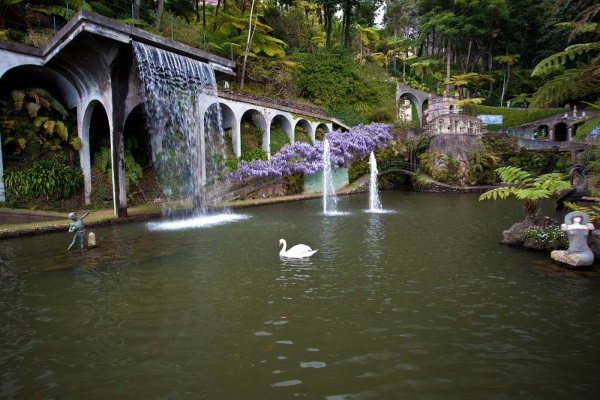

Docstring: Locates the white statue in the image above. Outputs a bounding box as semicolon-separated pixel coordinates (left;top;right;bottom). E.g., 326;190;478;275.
551;211;595;267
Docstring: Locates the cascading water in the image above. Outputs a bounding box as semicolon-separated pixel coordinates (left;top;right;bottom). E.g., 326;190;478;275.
368;151;383;212
132;41;229;216
322;139;339;215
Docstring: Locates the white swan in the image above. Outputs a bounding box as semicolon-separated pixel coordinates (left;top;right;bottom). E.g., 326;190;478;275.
279;239;318;258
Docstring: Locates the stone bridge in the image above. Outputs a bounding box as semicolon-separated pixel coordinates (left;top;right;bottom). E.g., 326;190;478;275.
0;10;347;216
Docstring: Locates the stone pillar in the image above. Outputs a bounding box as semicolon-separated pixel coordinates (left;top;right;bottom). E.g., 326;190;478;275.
77;101;92;205
110;47;134;218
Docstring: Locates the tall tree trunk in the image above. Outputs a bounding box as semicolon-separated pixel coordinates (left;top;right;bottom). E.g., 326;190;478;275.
487;36;494;99
341;0;352;49
212;0;222;31
153;0;165;29
239;0;256;92
445;39;451;95
465;38;472;73
324;5;333;49
133;0;141;20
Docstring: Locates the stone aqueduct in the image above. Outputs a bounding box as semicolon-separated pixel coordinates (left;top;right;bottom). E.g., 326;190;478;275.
2;11;591;217
0;11;346;216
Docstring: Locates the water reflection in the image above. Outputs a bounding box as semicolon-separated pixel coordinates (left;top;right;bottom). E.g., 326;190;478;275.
1;192;600;399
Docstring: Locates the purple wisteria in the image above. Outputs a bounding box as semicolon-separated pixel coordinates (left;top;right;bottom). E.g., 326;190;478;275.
231;123;392;180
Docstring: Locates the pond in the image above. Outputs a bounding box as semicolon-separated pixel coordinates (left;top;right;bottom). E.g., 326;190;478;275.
1;191;600;399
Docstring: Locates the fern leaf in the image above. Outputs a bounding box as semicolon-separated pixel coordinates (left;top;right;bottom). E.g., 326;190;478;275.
26;102;41;118
55;121;68;140
479;186;512;201
496;166;532;185
43;120;55;135
93;147;112;173
33;116;48;128
70;137;83;150
514;189;550;201
11;90;24;111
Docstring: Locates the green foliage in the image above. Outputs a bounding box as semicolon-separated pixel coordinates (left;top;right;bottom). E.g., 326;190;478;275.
507;148;554;173
419;152;461;185
241;121;264;153
524;225;566;246
479;166;571;202
269;125;289;155
1;87;77;161
468;147;499;185
284;172;304;195
326;105;370;126
93;146;143;187
476;105;565;130
3;160;83;201
295;52;395;123
240;149;268;162
295;126;312;144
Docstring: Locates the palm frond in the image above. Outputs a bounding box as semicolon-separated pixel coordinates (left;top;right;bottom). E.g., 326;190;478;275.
532;43;600;77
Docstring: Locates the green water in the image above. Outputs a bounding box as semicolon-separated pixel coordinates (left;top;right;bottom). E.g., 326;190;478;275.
1;192;599;399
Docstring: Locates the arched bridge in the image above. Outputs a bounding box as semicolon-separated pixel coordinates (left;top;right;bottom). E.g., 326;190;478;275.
0;10;347;216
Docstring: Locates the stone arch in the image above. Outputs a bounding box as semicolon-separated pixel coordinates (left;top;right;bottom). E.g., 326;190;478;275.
421;98;429;127
294;119;313;143
399;93;420;124
537;124;550;139
81;100;112;205
315;122;330;142
0;64;79;108
214;102;239;157
396;84;435;127
241;109;268;155
555;122;569;142
270;114;293;154
270;114;293;139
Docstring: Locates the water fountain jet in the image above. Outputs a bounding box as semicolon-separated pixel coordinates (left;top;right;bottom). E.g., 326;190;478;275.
368;152;382;212
322;140;340;215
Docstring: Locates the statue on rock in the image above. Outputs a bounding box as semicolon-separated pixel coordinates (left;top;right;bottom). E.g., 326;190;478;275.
551;211;595;268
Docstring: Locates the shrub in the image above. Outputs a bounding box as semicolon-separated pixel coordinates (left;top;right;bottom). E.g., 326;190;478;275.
4;160;83;201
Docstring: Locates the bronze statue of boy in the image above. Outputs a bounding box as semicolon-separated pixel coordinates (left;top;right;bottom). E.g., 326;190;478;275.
67;212;90;251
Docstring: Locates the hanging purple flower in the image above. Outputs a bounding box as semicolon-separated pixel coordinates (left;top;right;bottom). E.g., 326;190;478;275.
230;123;392;180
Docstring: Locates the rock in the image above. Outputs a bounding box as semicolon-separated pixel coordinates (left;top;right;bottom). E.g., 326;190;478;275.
551;250;593;268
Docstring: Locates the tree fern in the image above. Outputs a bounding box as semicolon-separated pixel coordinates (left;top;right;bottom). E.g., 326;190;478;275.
479;166;571;203
532;43;600;77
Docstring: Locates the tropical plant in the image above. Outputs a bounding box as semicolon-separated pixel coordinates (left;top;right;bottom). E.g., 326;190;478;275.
530;0;600;109
93;146;143;187
3;160;83;201
479;166;571;221
494;54;520;107
444;72;493;100
1;88;80;160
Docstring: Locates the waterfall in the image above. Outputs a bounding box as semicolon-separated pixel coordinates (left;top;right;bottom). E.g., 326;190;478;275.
322;139;339;214
132;41;228;215
368;152;382;212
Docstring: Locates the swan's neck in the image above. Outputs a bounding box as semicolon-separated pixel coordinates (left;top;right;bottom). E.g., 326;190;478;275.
279;240;286;255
